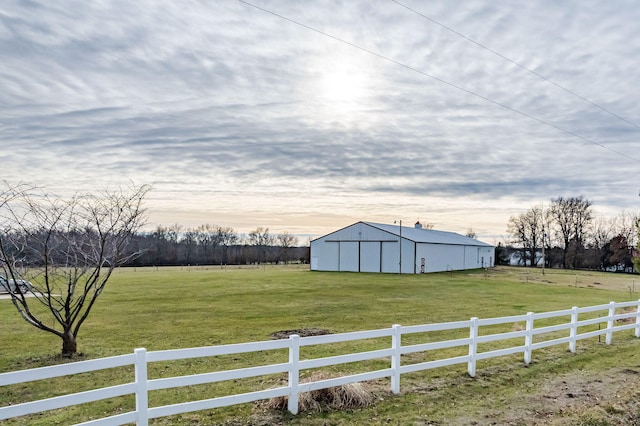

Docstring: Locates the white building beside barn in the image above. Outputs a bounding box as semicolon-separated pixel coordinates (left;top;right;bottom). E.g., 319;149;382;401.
310;221;495;274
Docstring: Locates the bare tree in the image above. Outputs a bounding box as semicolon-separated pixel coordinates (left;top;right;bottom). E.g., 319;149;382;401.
634;216;640;273
195;223;222;264
549;196;593;268
611;211;639;248
588;216;615;269
507;206;544;267
217;226;238;265
181;228;199;265
151;225;170;265
590;217;615;251
276;231;299;264
164;223;182;264
248;227;275;264
0;183;149;356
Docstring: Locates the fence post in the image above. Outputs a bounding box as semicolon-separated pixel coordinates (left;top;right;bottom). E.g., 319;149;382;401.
467;317;478;377
569;307;578;353
391;324;401;394
635;299;640;338
288;334;300;415
606;301;615;345
134;348;148;426
524;312;534;365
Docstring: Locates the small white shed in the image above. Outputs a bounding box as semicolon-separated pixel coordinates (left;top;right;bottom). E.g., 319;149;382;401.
310;221;495;274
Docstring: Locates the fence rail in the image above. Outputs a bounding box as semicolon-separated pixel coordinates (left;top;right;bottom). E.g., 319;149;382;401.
1;300;639;425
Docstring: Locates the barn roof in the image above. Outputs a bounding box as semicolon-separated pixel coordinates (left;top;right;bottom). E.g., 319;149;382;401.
363;222;493;247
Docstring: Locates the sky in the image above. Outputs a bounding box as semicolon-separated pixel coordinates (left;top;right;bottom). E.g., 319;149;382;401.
2;1;639;244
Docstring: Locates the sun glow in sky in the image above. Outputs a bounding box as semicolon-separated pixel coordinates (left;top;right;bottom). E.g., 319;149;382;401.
2;1;640;242
320;67;367;105
311;52;376;124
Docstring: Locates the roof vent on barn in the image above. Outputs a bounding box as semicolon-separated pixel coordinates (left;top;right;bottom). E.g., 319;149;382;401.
414;221;423;229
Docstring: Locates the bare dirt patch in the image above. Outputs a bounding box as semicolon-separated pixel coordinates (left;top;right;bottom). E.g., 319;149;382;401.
470;367;640;425
270;328;331;339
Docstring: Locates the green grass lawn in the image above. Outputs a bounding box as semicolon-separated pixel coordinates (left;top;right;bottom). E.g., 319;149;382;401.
1;265;639;425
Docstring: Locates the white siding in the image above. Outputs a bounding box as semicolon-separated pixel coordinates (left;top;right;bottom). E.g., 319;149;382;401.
480;247;494;267
464;246;478;269
415;244;495;272
381;241;399;273
339;241;359;272
418;244;464;272
310;241;338;271
360;242;381;273
462;246;495;269
400;238;414;274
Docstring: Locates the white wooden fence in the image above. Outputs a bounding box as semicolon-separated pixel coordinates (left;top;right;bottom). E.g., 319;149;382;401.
1;300;639;425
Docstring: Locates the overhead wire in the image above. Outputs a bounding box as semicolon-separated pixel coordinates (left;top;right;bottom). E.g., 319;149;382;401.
235;0;640;164
390;0;640;131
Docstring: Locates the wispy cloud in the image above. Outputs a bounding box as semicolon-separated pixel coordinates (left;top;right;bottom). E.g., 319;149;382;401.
2;0;639;239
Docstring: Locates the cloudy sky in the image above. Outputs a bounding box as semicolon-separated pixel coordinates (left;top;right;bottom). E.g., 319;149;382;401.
2;1;639;242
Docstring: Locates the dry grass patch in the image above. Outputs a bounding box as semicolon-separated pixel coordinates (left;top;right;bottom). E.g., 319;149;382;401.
616;306;639;324
262;372;374;413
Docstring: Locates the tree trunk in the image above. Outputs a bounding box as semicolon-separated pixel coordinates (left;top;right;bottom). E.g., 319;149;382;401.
62;330;77;357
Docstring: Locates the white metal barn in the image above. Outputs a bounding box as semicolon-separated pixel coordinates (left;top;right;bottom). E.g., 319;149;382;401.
310;221;495;274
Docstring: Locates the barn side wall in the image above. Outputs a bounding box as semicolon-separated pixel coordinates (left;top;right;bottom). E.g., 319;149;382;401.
417;244;465;272
414;244;495;273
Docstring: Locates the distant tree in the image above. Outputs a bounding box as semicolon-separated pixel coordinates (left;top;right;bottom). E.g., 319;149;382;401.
465;229;477;239
181;228;199;265
276;231;298;264
602;235;633;271
494;242;509;265
164;223;182;264
584;213;638;270
549;196;593;268
151;225;169;265
507;206;544;267
612;211;638;248
195;224;222;264
217;226;238;265
633;216;640;273
0;183;149;356
586;217;615;270
248;227;275;264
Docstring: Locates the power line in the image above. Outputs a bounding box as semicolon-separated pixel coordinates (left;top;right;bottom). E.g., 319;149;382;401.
236;0;640;164
390;0;640;131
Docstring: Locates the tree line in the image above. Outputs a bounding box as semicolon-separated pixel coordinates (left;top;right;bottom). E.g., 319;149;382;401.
127;224;309;267
505;196;639;272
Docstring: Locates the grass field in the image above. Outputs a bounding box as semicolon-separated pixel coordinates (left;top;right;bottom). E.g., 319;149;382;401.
1;265;640;425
